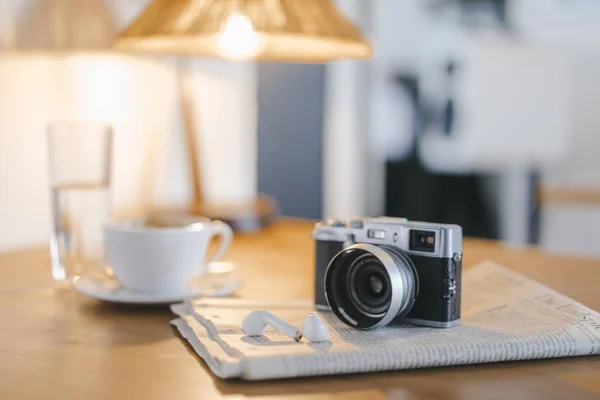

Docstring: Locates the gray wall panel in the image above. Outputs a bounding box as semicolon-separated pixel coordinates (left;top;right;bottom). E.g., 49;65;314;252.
257;63;324;219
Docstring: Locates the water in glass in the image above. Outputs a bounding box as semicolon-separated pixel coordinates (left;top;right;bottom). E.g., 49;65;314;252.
50;183;111;283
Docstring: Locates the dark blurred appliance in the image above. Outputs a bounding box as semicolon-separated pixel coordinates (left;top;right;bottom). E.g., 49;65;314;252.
385;71;499;240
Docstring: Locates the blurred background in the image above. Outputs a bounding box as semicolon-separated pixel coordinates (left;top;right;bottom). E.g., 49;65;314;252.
2;0;600;257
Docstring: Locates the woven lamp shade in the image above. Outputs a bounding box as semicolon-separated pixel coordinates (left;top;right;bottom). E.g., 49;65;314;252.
115;0;372;62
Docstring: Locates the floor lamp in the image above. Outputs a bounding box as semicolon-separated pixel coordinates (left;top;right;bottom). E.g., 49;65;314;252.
114;0;372;231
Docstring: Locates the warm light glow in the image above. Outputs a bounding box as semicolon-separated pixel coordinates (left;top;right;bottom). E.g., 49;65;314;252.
115;0;372;61
216;14;261;60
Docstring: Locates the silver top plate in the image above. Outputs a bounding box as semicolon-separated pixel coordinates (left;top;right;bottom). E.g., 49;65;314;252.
313;217;462;258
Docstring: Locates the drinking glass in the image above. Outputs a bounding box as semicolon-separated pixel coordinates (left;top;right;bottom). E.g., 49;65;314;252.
47;122;113;286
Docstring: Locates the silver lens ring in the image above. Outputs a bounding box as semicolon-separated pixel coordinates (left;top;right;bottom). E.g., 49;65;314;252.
377;245;418;324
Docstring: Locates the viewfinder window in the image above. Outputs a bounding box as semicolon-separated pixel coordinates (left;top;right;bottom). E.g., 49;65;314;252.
409;230;435;252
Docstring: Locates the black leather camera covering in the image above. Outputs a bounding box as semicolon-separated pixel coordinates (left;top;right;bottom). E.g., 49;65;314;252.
405;255;461;324
314;240;344;307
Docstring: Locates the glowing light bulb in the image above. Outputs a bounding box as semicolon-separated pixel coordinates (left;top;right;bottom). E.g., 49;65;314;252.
216;14;261;60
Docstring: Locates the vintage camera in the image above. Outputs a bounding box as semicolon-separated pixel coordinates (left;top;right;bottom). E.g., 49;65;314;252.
313;217;462;329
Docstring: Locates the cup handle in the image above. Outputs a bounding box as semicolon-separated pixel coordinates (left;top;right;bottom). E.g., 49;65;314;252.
205;220;233;264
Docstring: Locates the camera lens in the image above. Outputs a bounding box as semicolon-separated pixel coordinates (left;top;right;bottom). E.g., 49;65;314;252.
325;244;417;329
346;254;392;316
348;255;392;315
368;275;384;296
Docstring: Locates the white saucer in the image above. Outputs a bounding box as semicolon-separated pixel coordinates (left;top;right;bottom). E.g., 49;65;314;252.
73;266;242;305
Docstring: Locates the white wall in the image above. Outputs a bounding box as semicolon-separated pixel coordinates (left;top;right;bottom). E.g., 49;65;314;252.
517;2;600;257
0;53;257;251
322;0;368;219
538;50;600;258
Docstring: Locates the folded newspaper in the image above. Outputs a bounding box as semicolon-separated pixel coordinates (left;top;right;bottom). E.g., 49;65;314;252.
170;261;600;381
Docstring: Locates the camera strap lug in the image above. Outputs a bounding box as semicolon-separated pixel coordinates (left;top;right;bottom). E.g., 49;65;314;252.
343;234;355;248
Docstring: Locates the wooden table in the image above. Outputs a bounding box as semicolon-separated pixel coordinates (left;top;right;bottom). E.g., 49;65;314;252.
1;219;599;399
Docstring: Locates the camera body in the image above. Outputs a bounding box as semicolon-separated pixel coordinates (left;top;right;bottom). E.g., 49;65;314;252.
313;217;462;329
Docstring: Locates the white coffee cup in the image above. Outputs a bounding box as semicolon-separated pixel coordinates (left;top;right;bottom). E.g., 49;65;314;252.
103;217;233;293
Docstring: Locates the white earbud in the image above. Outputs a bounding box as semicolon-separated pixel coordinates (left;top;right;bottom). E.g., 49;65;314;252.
241;310;303;341
302;312;330;342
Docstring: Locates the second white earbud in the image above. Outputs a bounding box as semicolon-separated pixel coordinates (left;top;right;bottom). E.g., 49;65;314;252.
302;312;330;342
241;310;303;341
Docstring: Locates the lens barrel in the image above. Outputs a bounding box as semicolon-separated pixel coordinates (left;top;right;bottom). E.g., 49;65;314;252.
324;243;417;329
